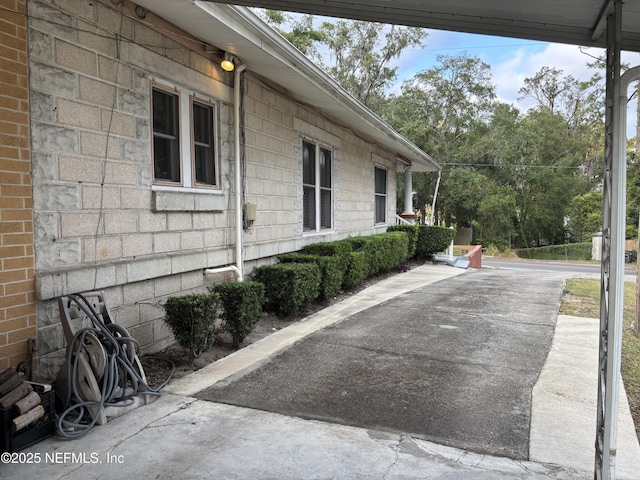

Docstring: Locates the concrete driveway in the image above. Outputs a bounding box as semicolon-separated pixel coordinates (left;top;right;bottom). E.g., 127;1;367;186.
3;264;639;479
197;269;564;460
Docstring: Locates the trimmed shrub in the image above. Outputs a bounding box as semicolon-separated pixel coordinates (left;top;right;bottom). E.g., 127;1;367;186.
301;240;352;256
387;224;419;258
342;250;368;290
343;233;408;276
163;292;221;361
383;231;410;270
301;240;352;276
343;236;376;277
416;226;455;258
209;281;265;349
277;253;343;301
367;232;409;274
252;262;321;317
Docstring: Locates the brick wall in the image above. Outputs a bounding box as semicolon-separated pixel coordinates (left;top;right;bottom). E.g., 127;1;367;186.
0;0;36;370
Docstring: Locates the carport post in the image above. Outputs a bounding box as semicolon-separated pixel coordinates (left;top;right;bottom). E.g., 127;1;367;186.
596;2;624;478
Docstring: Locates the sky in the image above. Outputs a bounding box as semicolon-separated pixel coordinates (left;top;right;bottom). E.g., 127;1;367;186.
327;24;640;139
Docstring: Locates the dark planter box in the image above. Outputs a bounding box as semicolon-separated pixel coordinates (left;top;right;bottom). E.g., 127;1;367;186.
1;389;55;453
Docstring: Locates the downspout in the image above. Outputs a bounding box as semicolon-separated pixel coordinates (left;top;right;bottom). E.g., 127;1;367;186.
430;169;442;226
204;64;246;281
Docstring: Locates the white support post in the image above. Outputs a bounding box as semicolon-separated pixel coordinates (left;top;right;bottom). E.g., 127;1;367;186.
403;165;413;216
596;3;624;478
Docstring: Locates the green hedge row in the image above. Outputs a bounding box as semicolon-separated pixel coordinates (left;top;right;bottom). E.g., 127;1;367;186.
277;253;343;301
387;224;419;258
515;242;592;261
388;225;455;259
163;226;458;357
252;262;321;317
416;225;455;258
252;230;415;317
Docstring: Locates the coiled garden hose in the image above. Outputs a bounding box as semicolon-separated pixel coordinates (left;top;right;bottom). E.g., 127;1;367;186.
56;293;174;439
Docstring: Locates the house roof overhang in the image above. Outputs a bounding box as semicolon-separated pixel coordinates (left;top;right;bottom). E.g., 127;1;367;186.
198;0;640;53
133;1;439;172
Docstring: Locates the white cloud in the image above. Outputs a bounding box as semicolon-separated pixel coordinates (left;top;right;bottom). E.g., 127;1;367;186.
492;44;638;136
492;43;602;108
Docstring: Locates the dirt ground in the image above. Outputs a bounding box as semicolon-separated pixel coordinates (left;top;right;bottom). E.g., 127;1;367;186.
140;259;424;389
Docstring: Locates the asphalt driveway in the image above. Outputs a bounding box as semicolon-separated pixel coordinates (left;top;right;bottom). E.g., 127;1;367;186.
197;269;565;460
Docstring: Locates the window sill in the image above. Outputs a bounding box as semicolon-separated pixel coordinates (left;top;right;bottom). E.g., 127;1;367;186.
302;229;334;237
152;187;227;212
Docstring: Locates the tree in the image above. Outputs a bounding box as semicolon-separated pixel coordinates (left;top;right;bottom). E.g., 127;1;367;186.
475;184;517;249
382;54;496;226
385;53;495;156
566;192;603;243
519;67;582;123
317;20;428;109
260;11;428;110
259;10;325;56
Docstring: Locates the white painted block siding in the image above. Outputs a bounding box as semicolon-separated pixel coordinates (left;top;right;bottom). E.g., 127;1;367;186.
28;0;398;380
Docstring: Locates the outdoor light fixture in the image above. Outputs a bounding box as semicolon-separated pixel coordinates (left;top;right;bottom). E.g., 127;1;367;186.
221;53;235;72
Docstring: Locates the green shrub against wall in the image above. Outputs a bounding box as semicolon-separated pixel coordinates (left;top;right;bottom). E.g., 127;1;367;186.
251;262;321;317
301;241;352;276
209;281;265;349
163;292;221;360
416;226;455;258
277;253;343;301
371;232;409;273
387;224;419;258
515;242;592;261
301;240;352;257
342;250;368;291
342;232;409;276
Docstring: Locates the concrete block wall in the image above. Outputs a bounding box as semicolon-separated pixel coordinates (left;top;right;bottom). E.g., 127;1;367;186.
28;0;237;380
241;77;397;259
24;0;401;380
0;0;37;370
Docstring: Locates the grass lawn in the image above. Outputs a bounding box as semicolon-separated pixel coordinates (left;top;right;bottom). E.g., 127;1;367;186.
560;278;640;439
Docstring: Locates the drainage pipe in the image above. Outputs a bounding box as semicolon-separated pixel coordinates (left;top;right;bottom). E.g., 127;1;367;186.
204;64;246;281
429;169;442;226
204;264;241;278
232;64;247;281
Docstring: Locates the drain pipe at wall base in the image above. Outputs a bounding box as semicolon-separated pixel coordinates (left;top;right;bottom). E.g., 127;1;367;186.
204;64;247;282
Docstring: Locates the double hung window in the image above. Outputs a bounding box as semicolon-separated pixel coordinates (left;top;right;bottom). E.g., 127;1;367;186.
303;140;332;232
375;167;387;224
151;83;218;189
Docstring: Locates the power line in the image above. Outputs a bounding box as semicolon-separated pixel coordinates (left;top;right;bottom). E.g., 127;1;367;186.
441;163;584;169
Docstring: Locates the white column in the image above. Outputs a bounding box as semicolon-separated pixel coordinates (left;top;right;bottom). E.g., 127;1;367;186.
403;165;413;215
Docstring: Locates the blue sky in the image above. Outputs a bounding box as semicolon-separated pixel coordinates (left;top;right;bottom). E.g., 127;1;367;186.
396;29;639;138
263;10;639;139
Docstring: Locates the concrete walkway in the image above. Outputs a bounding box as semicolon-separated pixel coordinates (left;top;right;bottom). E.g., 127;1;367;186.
530;315;640;478
2;263;639;479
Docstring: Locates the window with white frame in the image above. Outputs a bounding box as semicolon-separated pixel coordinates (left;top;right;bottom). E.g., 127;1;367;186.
302;140;332;232
151;82;219;189
374;166;387;224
